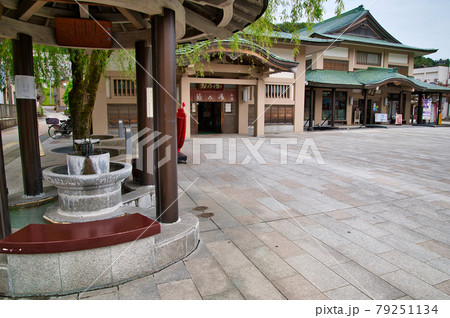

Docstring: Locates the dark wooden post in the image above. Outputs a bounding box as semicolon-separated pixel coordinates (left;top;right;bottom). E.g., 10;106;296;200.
135;40;153;185
12;33;43;196
308;88;314;131
437;93;443;125
417;93;423;124
363;89;368;126
331;88;336;127
0;128;11;239
151;9;179;223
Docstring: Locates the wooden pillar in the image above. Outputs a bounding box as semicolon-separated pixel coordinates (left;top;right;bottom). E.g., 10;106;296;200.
308;88;314;131
437;93;443;125
417;93;423;124
0;128;11;239
331;88;336;127
151;9;178;223
254;78;265;137
135;40;153;185
13;33;43;196
363;89;368;126
238;85;249;134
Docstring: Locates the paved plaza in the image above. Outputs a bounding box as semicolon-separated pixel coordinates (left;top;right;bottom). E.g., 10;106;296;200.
3;126;450;300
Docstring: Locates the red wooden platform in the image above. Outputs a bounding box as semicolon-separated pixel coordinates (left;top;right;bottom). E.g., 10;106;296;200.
0;214;160;254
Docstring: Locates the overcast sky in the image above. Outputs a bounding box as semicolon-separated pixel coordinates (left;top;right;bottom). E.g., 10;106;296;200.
318;0;450;60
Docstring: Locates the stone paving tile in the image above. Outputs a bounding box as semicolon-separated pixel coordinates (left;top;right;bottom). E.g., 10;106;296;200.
245;222;276;236
341;217;390;238
243;246;298;281
227;265;286;300
154;260;191;285
329;261;404;300
118;276;160;300
157;278;202;300
222;226;266;251
377;235;441;262
206;240;253;271
302;224;351;247
184;256;235;297
199;219;219;232
256;197;290;212
418;240;450;258
286;254;349;292
199;229;228;243
267;219;309;241
326;210;354;220
293;237;349;267
324;285;371;300
381;270;450;300
375;221;430;244
434;279;450;295
273;274;324;300
203;288;245;300
335;243;398;276
379;250;449;285
235;214;263;225
247;204;284;222
414;226;450;246
79;287;118;300
258;231;306;259
185;241;212;261
426;257;450;275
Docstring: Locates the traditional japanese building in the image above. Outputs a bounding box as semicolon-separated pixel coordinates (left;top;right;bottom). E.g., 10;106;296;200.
91;5;450;137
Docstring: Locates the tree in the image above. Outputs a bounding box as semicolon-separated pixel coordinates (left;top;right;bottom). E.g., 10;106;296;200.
68;49;112;139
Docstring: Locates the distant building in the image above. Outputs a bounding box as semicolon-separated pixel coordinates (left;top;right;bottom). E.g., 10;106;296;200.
92;5;450;136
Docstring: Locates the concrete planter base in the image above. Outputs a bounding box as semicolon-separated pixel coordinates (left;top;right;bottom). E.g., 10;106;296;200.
0;211;199;297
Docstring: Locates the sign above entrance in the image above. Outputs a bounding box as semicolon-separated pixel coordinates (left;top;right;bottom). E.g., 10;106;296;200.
55;18;112;48
197;83;224;90
191;90;237;103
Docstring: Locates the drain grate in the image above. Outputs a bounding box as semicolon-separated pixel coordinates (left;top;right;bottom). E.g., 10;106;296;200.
198;212;214;218
192;206;208;211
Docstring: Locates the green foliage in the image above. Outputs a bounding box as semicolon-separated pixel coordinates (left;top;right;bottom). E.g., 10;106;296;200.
179;0;344;71
40;86;55;106
414;56;450;68
62;80;73;108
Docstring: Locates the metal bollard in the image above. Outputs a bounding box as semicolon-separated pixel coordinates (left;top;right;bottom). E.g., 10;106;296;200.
118;120;124;138
125;127;132;155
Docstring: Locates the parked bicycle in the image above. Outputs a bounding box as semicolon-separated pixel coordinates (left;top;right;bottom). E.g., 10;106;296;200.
46;117;72;139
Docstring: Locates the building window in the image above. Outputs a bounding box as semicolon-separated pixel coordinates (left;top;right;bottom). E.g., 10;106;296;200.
306;59;312;70
266;84;291;99
388;65;408;76
113;79;136;97
323;59;349;71
264;105;294;125
356;51;381;66
322;91;347;121
107;104;137;127
305;90;311;121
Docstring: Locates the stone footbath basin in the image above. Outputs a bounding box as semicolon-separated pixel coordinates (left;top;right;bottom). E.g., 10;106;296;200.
43;157;133;223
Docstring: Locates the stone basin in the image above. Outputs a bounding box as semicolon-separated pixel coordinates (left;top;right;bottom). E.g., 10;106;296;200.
43;162;132;223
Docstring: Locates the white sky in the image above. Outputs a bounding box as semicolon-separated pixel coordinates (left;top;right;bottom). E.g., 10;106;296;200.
318;0;450;60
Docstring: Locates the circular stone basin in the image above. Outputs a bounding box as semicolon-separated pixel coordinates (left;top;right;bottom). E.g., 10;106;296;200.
43;162;132;223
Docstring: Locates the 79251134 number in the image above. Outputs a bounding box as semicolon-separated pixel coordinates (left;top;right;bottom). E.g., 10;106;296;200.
376;305;438;315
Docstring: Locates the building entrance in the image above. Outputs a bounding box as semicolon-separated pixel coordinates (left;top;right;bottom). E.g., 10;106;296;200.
198;102;221;133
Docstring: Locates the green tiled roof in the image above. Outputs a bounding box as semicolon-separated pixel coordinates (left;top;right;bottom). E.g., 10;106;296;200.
306;67;450;92
306;70;361;87
315;34;437;55
299;5;368;37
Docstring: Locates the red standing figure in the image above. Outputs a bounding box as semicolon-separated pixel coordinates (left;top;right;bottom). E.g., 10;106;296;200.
176;102;188;163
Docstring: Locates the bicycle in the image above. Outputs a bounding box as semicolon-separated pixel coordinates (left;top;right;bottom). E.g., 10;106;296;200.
46;118;72;139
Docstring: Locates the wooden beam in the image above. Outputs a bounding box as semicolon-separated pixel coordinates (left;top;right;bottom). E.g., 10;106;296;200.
187;0;234;9
0;16;56;45
79;4;89;19
0;0;18;10
15;0;46;21
116;7;148;29
0;3;3;19
185;7;233;40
